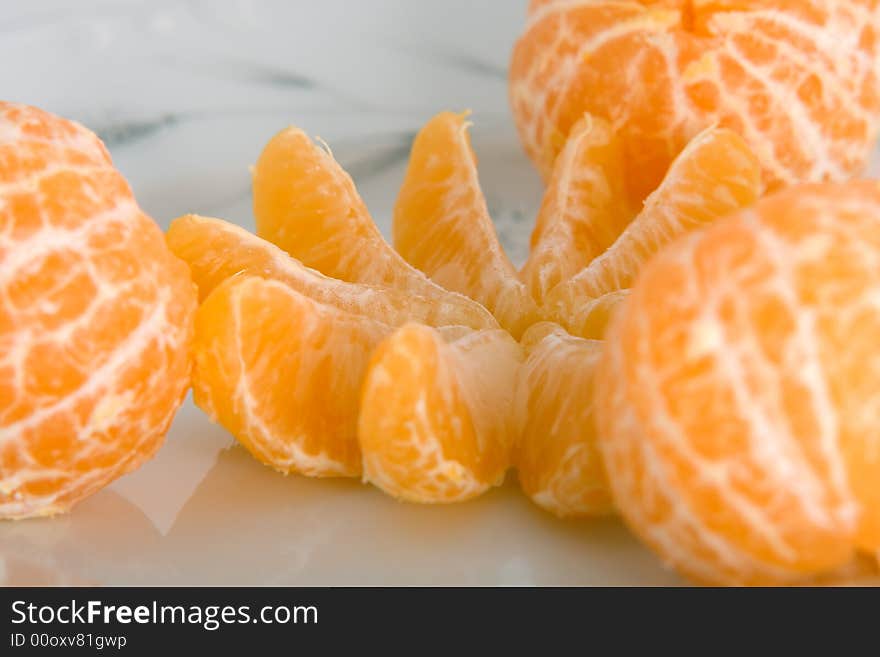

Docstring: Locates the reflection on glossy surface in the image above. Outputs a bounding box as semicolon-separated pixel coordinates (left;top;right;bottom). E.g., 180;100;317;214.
1;401;681;586
0;490;159;586
164;438;682;585
110;394;234;534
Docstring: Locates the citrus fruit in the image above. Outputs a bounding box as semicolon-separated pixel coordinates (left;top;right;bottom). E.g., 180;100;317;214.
359;323;523;503
514;323;612;518
193;275;388;478
520;113;633;304
596;181;880;585
166;213;497;330
544;124;760;338
0;102;196;519
253;126;481;312
393;111;539;337
510;1;880;197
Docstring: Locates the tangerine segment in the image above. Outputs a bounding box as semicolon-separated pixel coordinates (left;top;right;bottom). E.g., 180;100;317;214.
253;126;472;308
544;126;760;338
566;290;629;341
596;181;880;585
193;276;389;478
393;111;538;337
520;114;634;304
166;214;497;330
359;323;523;503
0;102;196;519
515;323;612;518
510;1;880;194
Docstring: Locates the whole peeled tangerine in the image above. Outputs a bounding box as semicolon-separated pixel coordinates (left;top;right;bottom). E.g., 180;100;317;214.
510;1;880;201
0;102;197;519
597;181;880;585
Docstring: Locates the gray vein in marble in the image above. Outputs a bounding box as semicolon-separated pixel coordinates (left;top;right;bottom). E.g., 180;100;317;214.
155;53;389;113
86;105;377;149
340;137;415;183
162;56;318;91
93;113;180;147
250;69;316;89
432;52;508;80
396;46;508;81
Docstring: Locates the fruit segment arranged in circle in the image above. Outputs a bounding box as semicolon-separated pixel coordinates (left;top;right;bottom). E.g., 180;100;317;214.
178;120;531;493
166;213;498;330
359;323;523;503
514;323;612;518
596;181;880;585
0;102;197;519
253;126;481;313
328;111;763;516
543;124;761;338
510;0;880;197
520;113;634;305
183;108;769;525
192;275;389;478
394;111;539;338
391;114;761;342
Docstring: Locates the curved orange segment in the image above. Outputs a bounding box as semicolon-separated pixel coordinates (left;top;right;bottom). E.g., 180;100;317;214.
515;323;612;518
393;111;539;338
167;213;498;330
359;323;523;503
521;114;634;303
252;126;483;315
193;276;388;478
544;125;760;337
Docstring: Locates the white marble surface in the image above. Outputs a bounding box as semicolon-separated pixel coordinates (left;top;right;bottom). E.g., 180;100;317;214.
0;0;684;585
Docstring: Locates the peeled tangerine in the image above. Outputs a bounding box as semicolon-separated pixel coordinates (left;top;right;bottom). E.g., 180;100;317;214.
510;1;880;199
597;181;880;585
389;110;761;516
0;102;196;518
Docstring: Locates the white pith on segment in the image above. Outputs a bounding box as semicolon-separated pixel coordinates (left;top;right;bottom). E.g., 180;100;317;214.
392;113;537;337
167;214;499;331
543;124;760;338
359;324;523;503
192;277;389;478
515;324;612;518
596;183;880;584
520;113;632;305
253;127;505;320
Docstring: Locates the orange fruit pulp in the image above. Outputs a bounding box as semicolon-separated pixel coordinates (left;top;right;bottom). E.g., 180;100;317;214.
0;102;196;519
510;1;880;197
597;181;880;585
